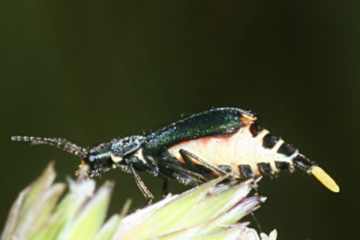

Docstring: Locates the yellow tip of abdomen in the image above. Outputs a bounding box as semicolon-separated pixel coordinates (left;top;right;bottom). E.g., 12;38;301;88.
309;166;340;193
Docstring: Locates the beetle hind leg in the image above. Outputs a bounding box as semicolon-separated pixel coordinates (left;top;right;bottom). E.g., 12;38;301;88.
179;149;228;178
161;178;169;197
158;151;207;186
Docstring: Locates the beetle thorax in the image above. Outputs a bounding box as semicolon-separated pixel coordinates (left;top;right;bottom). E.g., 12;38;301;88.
110;148;146;164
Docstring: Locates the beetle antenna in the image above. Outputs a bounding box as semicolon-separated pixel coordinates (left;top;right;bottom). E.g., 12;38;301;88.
11;136;88;159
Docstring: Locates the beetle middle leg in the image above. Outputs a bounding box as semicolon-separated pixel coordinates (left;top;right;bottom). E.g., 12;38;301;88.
129;164;154;204
250;211;263;233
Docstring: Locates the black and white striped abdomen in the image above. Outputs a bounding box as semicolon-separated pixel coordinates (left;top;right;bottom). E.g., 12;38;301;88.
235;127;299;177
168;125;301;179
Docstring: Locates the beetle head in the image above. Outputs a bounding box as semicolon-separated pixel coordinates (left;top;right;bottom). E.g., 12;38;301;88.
11;135;145;179
83;135;146;177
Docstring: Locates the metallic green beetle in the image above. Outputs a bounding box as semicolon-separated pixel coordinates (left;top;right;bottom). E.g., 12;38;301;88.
12;107;339;201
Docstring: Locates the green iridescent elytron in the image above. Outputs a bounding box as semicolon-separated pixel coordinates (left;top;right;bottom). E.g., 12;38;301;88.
11;107;339;202
144;107;245;154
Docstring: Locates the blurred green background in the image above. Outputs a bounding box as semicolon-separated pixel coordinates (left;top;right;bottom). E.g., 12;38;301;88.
0;0;357;239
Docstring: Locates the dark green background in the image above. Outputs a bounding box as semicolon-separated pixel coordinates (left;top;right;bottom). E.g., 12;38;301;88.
0;1;357;239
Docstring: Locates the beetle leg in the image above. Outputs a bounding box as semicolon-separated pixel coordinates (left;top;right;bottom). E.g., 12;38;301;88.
158;151;207;186
129;164;154;204
250;212;263;233
162;178;169;197
179;149;228;177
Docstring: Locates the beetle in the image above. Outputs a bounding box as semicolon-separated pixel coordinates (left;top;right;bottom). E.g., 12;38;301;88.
12;107;339;202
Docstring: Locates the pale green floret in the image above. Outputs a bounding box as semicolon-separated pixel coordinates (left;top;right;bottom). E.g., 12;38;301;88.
1;162;277;240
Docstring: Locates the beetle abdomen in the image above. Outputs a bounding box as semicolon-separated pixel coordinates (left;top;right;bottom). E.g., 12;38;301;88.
168;120;339;193
168;124;295;177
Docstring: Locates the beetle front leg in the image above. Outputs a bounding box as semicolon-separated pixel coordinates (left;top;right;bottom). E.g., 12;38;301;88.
129;164;154;204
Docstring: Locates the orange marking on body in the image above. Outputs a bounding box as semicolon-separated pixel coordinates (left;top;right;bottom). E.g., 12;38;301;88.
240;114;257;126
168;126;260;174
196;134;232;144
173;134;232;164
